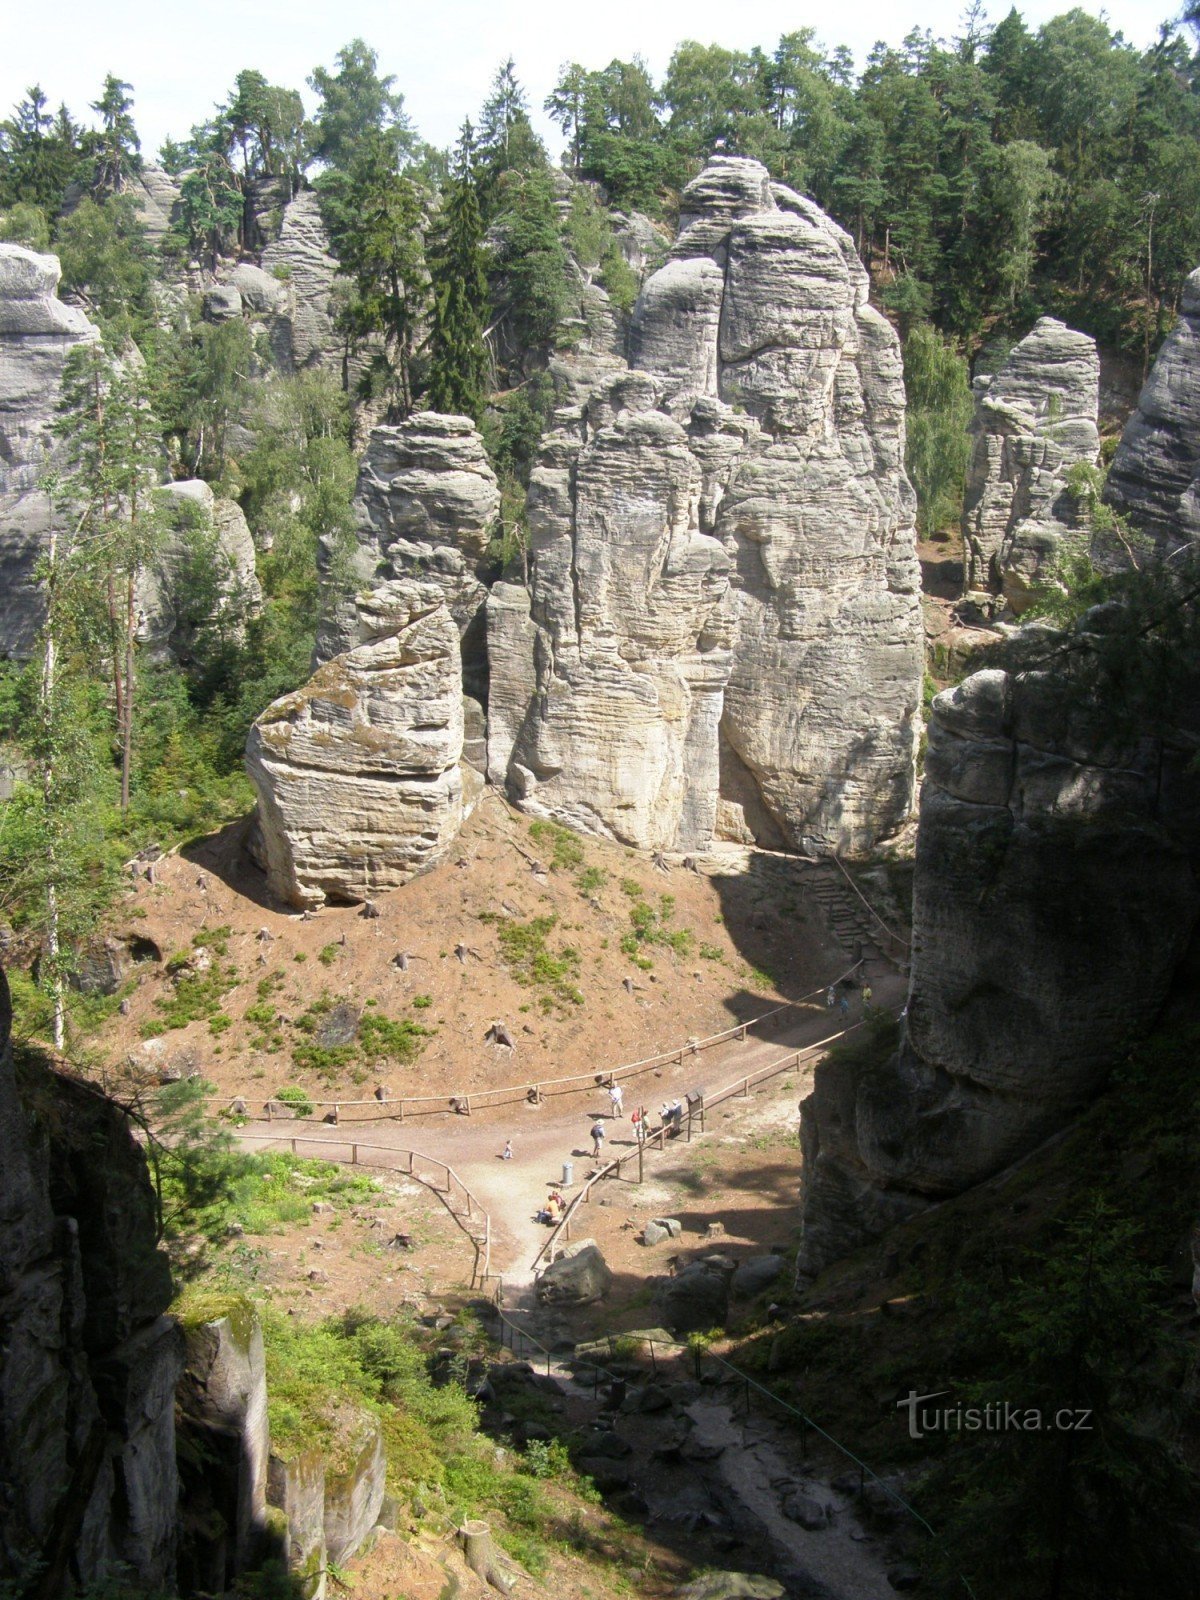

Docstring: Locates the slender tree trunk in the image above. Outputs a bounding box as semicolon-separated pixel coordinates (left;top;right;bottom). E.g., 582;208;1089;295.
42;519;64;1052
121;571;136;815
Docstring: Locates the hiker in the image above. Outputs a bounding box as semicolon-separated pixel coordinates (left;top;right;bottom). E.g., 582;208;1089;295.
502;1139;513;1161
632;1107;647;1144
590;1121;607;1158
825;985;836;1009
608;1082;624;1115
862;984;873;1010
838;994;850;1019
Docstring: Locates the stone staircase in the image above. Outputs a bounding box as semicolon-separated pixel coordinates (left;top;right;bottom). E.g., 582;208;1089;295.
798;859;909;968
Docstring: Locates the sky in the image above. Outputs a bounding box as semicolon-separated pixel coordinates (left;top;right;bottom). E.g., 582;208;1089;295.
0;0;1186;163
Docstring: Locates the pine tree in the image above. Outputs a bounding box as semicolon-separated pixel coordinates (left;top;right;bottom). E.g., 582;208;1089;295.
90;74;141;194
426;122;489;421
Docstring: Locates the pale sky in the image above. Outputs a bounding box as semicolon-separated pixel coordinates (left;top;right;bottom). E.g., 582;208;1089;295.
0;0;1186;163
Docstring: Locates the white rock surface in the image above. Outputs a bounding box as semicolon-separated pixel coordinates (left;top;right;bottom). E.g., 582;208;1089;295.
0;244;100;658
962;317;1100;612
490;157;923;854
246;581;466;908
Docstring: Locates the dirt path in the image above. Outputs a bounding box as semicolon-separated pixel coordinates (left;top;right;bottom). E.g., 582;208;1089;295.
237;957;905;1283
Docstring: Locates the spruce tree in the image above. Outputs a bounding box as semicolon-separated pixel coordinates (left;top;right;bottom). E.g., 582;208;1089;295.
426;122;489;421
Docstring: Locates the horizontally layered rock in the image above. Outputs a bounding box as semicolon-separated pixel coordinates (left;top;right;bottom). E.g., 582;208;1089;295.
261;191;341;373
1105;266;1200;553
246;580;466;908
139;479;262;664
962;318;1100;612
797;641;1200;1275
491;157;923;854
0;244;100;658
318;415;500;709
0;964;183;1590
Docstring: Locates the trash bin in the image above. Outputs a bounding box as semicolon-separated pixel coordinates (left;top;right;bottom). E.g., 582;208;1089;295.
561;1160;574;1186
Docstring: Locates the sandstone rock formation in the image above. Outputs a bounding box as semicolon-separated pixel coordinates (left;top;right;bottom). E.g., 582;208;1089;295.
962;317;1101;612
176;1296;270;1591
1105;266;1200;553
797;639;1200;1275
0;962;183;1591
322;414;501;690
139;479;261;663
490;157;923;855
0;244;100;658
130;164;183;250
246;580;467;908
261;191;341;373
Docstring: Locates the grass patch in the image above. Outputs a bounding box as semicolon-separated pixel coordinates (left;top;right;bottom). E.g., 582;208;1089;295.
528;818;585;871
483;913;584;1008
142;960;239;1035
318;942;340;967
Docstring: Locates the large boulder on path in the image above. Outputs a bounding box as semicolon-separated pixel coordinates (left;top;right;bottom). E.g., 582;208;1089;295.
654;1260;731;1334
536;1240;612;1307
678;1573;785;1600
731;1255;786;1298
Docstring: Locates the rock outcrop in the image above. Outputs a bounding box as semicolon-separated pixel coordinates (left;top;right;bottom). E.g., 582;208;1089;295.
0;244;100;659
0;963;184;1591
176;1296;271;1592
246;580;467;908
321;415;501;700
139;479;261;664
261;191;341;373
797;639;1200;1275
490;157;923;855
962;317;1100;613
1105;266;1200;553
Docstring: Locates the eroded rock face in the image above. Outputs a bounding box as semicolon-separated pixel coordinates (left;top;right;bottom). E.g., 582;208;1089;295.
1105;267;1200;553
317;415;500;712
176;1297;270;1588
0;963;183;1591
797;646;1200;1275
246;580;466;908
962;318;1101;612
261;191;340;373
491;157;923;854
139;479;262;664
0;244;101;658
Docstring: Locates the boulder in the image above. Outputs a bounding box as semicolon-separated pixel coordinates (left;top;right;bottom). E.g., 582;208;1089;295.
962;318;1101;612
491;158;922;855
246;581;466;908
677;1573;785;1600
654;1260;731;1334
731;1255;785;1297
782;1490;830;1530
267;1447;327;1600
0;244;101;658
536;1241;612;1307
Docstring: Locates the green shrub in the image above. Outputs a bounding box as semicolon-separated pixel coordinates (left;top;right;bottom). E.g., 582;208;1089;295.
274;1084;314;1117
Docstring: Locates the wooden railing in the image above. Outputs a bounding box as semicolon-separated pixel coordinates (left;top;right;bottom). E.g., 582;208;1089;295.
528;1017;864;1273
204;963;863;1124
234;1132;492;1288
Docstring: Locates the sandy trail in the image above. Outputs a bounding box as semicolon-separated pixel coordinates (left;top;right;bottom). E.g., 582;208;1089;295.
237;959;905;1284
